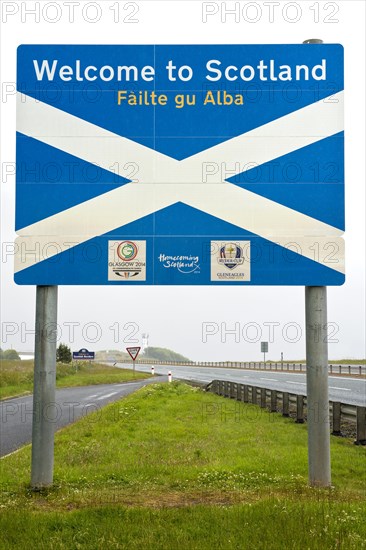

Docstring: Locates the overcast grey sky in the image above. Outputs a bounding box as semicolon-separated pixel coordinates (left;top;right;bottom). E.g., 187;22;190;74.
1;1;365;361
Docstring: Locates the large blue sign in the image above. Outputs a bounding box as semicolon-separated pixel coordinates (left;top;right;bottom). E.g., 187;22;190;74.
15;44;344;285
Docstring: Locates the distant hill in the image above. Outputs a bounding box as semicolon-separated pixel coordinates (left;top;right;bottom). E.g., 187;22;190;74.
143;347;191;363
95;350;130;361
95;347;191;363
0;348;20;361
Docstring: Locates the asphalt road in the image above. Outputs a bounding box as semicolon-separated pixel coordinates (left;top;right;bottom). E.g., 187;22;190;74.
0;377;164;458
117;363;366;407
2;366;364;457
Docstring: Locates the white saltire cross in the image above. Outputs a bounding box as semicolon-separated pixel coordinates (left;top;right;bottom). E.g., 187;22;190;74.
15;91;344;274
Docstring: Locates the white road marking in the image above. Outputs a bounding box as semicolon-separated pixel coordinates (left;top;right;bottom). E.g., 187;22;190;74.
260;378;278;381
329;376;366;382
85;394;98;399
330;386;351;391
96;392;118;400
286;381;306;385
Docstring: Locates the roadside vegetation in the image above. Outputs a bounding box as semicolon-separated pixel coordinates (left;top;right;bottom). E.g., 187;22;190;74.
56;343;72;363
267;359;366;365
0;348;20;361
331;359;366;365
1;382;365;549
0;360;150;400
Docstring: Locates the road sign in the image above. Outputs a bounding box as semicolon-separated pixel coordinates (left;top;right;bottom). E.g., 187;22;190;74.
126;347;141;361
72;348;95;360
261;342;268;353
15;44;344;285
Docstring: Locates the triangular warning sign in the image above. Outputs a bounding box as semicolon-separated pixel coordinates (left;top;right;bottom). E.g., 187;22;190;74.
126;347;141;360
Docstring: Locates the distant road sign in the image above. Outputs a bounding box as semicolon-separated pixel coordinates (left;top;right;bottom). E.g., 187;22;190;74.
126;347;141;361
261;342;269;353
72;348;95;360
15;44;344;285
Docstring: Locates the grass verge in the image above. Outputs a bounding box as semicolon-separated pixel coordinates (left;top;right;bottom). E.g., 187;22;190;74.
0;360;150;400
1;382;365;549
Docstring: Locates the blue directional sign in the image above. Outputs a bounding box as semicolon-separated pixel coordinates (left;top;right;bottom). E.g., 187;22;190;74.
15;44;344;285
72;348;95;361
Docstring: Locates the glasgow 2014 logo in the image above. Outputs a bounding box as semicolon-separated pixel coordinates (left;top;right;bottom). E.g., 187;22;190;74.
117;241;138;261
108;240;146;282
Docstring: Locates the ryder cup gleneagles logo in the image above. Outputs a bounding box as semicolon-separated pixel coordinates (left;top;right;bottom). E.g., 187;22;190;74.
117;241;138;262
108;240;146;281
211;240;251;282
218;243;244;270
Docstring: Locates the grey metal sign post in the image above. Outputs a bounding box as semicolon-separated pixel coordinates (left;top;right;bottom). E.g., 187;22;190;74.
303;38;331;488
261;341;268;364
305;286;331;486
31;285;58;489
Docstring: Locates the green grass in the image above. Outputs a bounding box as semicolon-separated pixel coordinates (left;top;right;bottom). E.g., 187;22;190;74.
1;382;365;548
0;360;150;399
1;501;365;550
330;359;366;365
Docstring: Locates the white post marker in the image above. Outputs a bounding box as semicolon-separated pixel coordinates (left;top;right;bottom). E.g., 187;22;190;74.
151;366;155;376
168;371;172;383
